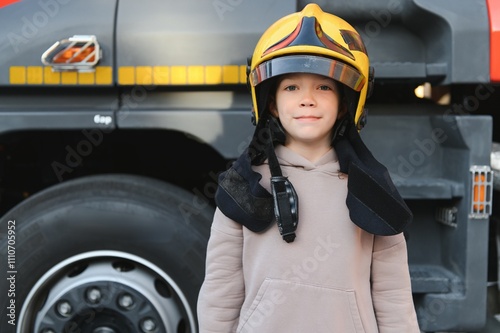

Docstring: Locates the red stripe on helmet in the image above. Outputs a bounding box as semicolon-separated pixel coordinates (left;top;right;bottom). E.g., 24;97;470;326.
263;18;303;56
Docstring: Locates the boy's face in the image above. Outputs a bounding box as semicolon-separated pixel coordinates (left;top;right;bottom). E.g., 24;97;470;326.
270;73;342;149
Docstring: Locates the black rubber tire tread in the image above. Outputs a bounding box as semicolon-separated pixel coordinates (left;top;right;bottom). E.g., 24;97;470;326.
0;174;214;332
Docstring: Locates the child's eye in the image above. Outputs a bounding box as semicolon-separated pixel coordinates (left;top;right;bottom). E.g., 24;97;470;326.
319;85;332;91
284;85;297;91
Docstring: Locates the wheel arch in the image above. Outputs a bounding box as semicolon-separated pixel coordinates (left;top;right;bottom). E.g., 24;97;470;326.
0;127;229;215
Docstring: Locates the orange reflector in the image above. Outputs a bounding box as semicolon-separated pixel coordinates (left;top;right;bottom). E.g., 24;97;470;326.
470;166;493;218
53;46;96;64
473;174;486;211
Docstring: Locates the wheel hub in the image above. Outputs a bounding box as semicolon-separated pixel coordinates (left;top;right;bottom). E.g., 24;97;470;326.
19;252;194;333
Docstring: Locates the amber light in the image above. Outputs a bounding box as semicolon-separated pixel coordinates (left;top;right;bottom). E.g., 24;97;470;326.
473;173;486;211
53;46;95;64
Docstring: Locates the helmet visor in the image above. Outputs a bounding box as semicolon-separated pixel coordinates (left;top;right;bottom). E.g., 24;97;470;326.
250;55;366;92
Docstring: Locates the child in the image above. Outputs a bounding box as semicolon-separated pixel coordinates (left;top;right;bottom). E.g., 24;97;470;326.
197;3;420;332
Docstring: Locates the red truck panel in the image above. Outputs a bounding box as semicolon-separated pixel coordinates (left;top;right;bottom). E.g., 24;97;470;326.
0;0;20;9
488;0;500;82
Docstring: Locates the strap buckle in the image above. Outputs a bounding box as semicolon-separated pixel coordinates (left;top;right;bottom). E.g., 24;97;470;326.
271;176;299;243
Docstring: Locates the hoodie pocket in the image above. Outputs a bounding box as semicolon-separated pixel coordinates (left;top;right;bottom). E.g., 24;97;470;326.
237;278;366;333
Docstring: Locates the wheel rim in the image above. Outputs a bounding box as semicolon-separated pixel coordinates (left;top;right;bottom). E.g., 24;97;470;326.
18;251;197;333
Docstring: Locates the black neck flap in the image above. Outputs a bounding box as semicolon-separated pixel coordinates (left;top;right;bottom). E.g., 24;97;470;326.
215;147;274;232
333;122;413;235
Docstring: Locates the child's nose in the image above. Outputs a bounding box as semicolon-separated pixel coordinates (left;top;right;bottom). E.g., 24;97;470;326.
300;91;316;107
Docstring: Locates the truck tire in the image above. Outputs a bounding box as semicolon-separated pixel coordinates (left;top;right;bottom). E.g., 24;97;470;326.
0;174;214;333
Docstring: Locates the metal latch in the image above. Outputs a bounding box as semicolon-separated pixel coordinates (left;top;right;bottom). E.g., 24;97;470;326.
469;165;493;218
436;206;458;227
41;35;101;72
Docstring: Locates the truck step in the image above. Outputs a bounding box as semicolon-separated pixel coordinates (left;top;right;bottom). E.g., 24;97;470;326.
391;176;465;200
410;265;462;293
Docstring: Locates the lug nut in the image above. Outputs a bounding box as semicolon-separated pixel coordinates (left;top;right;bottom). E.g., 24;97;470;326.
56;301;72;317
118;293;134;309
92;327;117;333
86;287;102;304
140;318;156;332
41;329;56;333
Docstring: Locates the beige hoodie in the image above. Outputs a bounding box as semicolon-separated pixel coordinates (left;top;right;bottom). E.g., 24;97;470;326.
197;145;420;333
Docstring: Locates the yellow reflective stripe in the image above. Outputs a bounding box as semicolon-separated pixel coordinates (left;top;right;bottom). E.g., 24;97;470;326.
153;66;169;84
205;66;222;84
10;66;26;84
136;66;153;85
188;66;204;84
44;67;60;84
78;72;95;85
117;65;247;85
222;65;239;84
118;66;134;85
95;67;113;84
171;66;187;84
9;65;246;85
61;72;78;85
9;66;113;85
27;66;43;84
239;65;247;84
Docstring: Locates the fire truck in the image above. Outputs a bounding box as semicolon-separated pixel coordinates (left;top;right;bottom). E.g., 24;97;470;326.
0;0;499;332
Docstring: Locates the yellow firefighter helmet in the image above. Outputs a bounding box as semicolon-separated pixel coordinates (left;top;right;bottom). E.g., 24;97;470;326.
248;3;373;129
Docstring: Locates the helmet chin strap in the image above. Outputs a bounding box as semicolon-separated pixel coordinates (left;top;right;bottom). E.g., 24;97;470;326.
264;128;299;242
255;112;299;243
